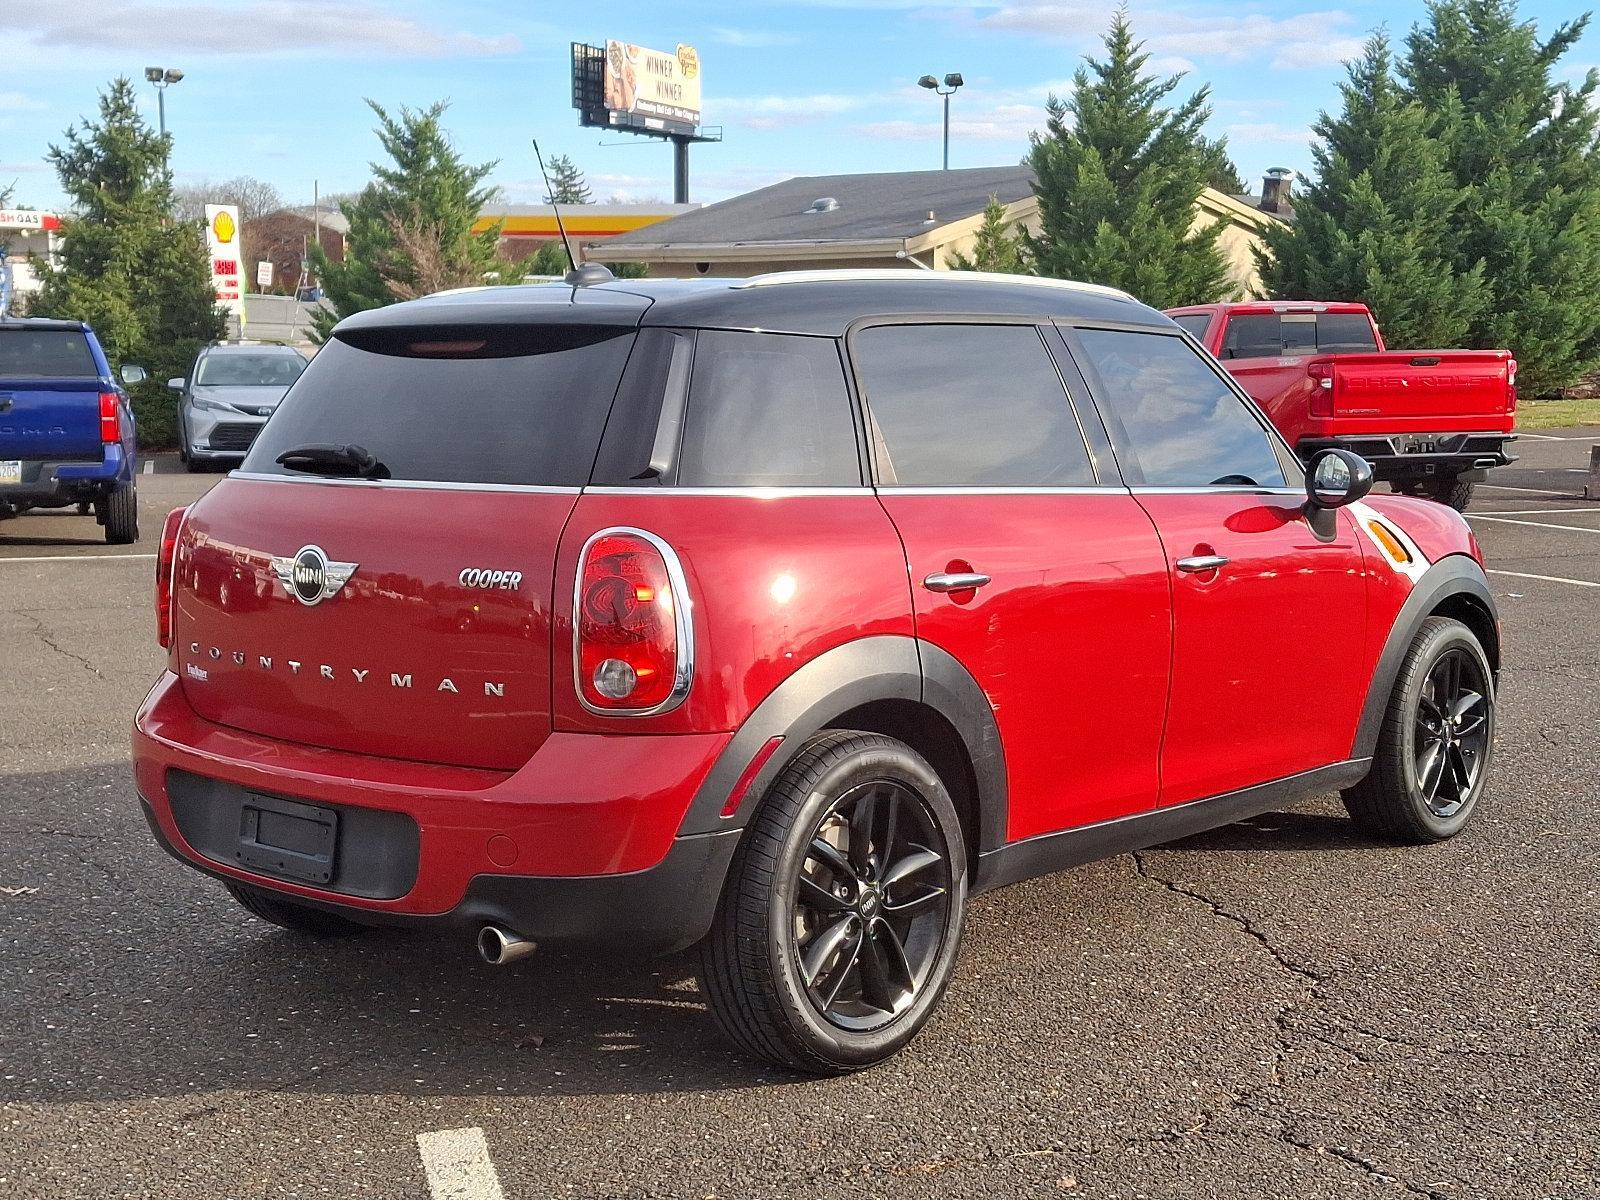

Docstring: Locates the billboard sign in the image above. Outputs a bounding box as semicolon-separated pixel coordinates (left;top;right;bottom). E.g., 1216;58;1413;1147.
602;41;701;131
204;203;245;316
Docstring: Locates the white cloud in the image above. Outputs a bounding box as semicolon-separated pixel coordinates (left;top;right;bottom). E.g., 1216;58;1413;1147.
17;0;520;57
0;92;47;112
1226;122;1314;146
714;92;876;130
710;27;803;48
862;103;1044;143
983;2;1365;71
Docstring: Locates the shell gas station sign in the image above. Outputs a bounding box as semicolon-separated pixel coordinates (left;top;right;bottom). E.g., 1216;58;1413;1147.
204;203;245;319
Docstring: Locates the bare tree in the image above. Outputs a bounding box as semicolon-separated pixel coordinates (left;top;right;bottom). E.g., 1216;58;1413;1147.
378;207;511;299
171;175;285;223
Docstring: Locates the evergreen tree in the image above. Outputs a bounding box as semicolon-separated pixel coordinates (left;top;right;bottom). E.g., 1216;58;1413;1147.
948;195;1031;273
1259;36;1488;346
1200;139;1246;194
30;78;224;445
1401;0;1600;392
544;155;593;204
1026;9;1231;306
310;101;502;340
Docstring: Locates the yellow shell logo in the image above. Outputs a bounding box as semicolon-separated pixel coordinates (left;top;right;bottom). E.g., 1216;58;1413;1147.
211;210;236;243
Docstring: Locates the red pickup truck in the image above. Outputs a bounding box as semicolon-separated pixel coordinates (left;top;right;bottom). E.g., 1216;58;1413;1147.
1166;302;1516;510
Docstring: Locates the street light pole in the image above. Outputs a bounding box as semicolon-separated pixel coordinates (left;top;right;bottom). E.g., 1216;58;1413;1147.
918;72;964;171
143;66;185;141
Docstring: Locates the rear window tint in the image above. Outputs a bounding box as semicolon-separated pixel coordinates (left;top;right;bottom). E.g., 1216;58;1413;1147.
675;331;860;487
243;325;635;486
1221;313;1379;360
0;329;97;378
1171;314;1212;341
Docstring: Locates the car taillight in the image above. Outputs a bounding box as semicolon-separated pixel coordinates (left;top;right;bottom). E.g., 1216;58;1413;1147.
99;392;121;443
575;528;692;713
1307;363;1334;417
156;507;187;648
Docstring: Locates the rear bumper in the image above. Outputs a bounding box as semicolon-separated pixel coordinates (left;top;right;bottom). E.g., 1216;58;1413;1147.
0;447;132;507
1298;432;1516;480
132;670;739;953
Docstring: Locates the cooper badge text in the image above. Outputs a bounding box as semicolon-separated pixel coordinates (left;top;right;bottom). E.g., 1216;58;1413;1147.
270;545;358;607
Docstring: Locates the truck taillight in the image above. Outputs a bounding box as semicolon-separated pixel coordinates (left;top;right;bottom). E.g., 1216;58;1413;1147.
1508;359;1519;411
574;528;693;714
99;392;122;443
156;507;187;648
1307;363;1334;418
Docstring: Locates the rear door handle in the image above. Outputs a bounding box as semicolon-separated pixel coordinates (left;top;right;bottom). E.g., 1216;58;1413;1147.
923;571;992;593
1176;554;1230;573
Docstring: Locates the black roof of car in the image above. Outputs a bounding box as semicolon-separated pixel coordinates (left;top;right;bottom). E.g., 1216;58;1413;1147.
0;317;90;332
335;272;1174;339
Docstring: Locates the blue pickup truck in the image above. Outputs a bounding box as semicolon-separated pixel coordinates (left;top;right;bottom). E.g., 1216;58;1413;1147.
0;318;141;544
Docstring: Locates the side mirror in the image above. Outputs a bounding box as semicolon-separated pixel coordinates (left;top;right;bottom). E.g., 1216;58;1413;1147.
167;377;186;391
1304;449;1373;541
120;364;147;386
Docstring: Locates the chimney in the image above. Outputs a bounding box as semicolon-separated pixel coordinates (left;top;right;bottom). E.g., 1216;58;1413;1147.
1260;168;1294;216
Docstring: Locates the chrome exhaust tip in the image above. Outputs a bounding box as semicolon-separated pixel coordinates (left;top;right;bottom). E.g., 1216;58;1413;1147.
476;924;537;966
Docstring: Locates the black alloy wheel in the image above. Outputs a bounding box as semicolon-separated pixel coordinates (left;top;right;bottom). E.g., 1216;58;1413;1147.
1344;616;1496;842
1412;647;1491;819
700;730;967;1074
790;778;954;1032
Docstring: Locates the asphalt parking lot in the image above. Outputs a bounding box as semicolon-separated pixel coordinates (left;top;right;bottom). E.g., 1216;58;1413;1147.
2;436;1597;1199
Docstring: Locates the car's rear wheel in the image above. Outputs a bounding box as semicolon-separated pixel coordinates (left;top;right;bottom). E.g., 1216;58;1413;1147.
1344;616;1495;842
1391;477;1475;510
699;730;966;1074
100;485;138;545
224;882;368;937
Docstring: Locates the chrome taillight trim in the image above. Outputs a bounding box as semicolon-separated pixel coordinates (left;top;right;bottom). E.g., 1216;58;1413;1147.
571;525;695;718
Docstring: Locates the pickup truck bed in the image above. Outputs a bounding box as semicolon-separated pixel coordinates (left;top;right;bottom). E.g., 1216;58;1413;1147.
0;318;140;543
1168;302;1517;510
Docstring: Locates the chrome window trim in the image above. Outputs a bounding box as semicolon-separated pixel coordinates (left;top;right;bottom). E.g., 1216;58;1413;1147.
1130;485;1308;496
229;471;582;495
572;525;695;719
584;485;875;498
878;485;1123;496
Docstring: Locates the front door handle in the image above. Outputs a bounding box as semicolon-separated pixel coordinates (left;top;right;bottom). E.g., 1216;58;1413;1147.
1176;554;1230;573
923;571;992;593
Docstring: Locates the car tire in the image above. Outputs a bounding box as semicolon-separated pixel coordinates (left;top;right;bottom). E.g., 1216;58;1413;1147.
1430;478;1475;511
101;485;139;545
1343;616;1495;843
224;882;368;937
698;730;967;1075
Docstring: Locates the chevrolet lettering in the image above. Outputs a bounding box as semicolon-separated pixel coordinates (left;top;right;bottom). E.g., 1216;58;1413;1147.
136;269;1501;1075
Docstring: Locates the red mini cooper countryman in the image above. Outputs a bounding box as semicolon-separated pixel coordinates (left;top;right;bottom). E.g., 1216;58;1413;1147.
134;269;1500;1073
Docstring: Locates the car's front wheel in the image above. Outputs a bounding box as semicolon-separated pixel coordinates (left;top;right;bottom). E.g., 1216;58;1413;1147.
699;730;967;1074
1344;616;1495;842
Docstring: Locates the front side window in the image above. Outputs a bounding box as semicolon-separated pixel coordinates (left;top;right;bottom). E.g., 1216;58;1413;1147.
854;323;1094;487
1073;328;1287;488
675;331;859;487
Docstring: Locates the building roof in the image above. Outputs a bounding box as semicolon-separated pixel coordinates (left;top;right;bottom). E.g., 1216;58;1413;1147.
277;206;351;235
603;166;1037;253
336;269;1166;339
1227;194;1295;224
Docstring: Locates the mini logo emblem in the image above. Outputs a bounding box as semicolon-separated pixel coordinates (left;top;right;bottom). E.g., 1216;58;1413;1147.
270;545;357;607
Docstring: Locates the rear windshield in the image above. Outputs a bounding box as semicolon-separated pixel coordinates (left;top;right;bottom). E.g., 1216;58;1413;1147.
0;329;97;378
1220;313;1379;360
197;353;306;387
243;324;635;487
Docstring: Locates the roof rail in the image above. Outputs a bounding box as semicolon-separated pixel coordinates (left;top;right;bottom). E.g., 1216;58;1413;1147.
731;268;1136;303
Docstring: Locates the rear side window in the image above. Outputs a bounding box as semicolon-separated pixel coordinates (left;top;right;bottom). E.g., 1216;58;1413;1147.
243;324;635;486
854;323;1094;487
1171;314;1212;341
675;331;859;487
1073;328;1287;489
0;330;96;378
1220;312;1379;360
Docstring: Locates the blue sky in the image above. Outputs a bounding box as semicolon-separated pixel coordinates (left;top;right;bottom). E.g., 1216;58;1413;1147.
4;0;1595;212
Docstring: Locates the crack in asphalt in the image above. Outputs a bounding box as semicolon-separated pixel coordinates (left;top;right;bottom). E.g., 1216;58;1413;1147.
1129;851;1458;1199
16;611;104;680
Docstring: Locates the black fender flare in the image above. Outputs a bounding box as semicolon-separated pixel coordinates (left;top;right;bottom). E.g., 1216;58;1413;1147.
1352;554;1498;761
677;635;1008;851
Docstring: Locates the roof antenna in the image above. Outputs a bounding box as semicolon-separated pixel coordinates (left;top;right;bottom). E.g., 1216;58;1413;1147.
532;138;612;287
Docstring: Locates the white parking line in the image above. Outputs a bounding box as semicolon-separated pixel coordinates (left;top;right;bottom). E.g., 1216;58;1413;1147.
1472;508;1600;516
1515;432;1577;441
417;1128;506;1200
1479;483;1576;495
1466;514;1600;535
142;460;154;475
1489;568;1600;588
0;552;157;564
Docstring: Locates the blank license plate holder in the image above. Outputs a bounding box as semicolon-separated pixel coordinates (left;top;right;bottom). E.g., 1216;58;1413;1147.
237;794;338;887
